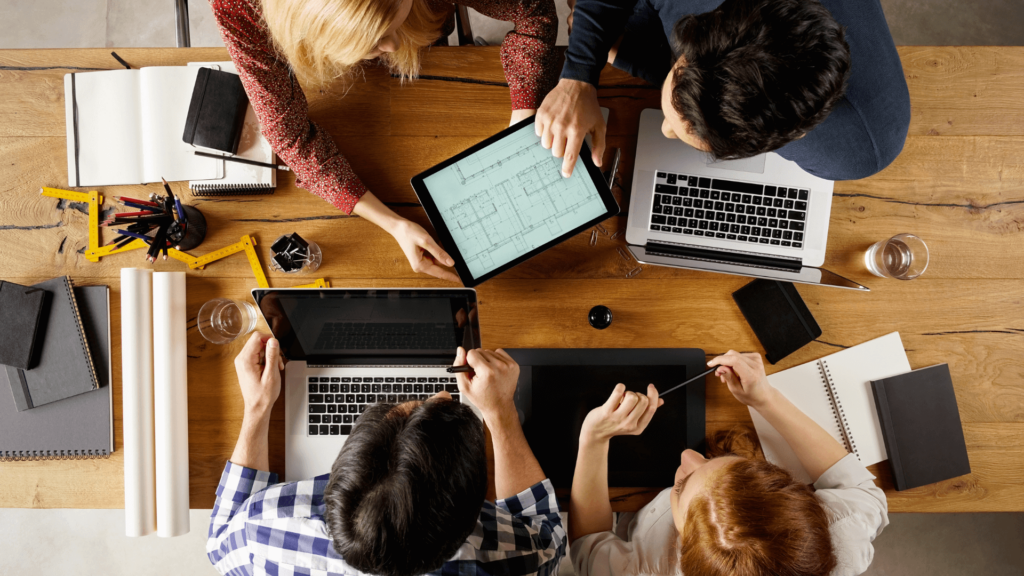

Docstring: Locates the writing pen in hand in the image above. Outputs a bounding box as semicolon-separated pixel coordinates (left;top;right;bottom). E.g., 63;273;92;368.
658;366;718;399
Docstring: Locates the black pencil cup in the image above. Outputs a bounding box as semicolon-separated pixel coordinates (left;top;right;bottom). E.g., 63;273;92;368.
176;205;208;251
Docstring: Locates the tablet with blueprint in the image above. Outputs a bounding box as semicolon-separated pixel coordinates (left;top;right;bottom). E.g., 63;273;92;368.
411;116;618;287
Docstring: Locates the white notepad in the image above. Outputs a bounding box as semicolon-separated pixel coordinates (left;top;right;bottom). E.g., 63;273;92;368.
187;61;276;196
64;67;223;187
750;331;911;484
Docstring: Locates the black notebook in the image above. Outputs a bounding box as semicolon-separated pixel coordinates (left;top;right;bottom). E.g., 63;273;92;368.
182;67;250;154
1;286;112;460
0;280;51;370
733;279;821;364
5;277;99;411
871;364;971;491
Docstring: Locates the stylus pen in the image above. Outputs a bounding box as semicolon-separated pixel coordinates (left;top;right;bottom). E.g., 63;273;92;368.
659;367;718;399
447;365;474;374
195;150;291;171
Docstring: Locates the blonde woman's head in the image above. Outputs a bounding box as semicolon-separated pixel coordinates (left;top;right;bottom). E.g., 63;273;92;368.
261;0;446;86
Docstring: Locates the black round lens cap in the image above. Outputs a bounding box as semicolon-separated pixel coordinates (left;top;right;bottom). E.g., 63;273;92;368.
588;305;613;330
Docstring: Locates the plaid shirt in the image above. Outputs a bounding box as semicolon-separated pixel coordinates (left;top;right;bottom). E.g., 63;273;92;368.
208;462;566;576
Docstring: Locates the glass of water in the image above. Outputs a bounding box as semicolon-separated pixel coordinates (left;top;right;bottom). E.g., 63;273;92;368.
197;298;259;344
864;233;929;280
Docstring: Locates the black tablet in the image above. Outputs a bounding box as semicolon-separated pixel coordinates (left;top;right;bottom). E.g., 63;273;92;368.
506;348;707;488
410;116;619;287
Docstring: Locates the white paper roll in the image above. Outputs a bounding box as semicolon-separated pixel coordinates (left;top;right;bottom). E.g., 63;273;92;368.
153;272;190;537
121;268;155;537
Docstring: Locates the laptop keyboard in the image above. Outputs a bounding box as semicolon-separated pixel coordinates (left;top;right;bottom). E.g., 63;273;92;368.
649;171;809;249
313;323;457;351
307;375;461;436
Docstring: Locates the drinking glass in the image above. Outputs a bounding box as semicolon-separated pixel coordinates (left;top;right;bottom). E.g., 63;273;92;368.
197;298;258;344
864;233;929;280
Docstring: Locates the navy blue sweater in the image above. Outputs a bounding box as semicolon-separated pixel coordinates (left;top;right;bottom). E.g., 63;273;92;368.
562;0;911;181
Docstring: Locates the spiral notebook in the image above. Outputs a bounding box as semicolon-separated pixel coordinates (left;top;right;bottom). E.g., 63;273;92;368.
5;277;99;411
1;286;112;460
749;332;911;484
188;61;276;197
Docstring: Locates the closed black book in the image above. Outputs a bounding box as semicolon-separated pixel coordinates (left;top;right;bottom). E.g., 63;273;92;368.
0;280;51;370
182;67;249;155
732;279;821;364
871;364;971;491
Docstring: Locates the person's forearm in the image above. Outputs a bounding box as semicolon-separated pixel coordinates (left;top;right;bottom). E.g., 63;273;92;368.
229;412;271;471
351;191;403;234
486;407;546;500
753;388;849;482
568;438;612;543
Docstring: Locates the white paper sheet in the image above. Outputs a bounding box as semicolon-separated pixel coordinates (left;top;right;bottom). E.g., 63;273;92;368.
121;268;156;537
139;66;222;183
64;70;144;186
153;272;190;537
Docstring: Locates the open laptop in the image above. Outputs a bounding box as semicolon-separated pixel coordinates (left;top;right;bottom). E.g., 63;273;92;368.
252;288;482;481
626;109;867;290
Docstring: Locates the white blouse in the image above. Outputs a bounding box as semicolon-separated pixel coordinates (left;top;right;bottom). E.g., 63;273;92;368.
570;454;889;576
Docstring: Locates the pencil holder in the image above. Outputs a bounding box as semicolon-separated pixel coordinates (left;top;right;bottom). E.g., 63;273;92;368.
175;205;208;251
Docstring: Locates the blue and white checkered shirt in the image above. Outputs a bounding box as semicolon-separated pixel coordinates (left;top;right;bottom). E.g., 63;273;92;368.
208;462;567;576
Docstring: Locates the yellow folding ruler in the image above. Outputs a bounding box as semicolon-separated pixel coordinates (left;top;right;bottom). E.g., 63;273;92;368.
85;238;195;264
189;234;270;288
293;278;331;288
41;187;103;261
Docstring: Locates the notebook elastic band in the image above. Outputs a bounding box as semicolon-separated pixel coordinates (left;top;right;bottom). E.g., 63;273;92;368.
776;281;816;339
71;73;81;187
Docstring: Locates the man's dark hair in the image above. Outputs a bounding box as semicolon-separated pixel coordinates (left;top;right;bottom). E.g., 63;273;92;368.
670;0;851;159
323;399;487;576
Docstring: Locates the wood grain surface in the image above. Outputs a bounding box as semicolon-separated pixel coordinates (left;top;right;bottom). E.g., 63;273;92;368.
0;47;1021;513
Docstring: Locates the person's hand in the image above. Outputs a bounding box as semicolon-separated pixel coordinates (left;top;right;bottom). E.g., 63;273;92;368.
580;384;662;444
535;78;606;178
510;108;536;126
707;350;775;410
233;333;285;419
389;218;460;283
453;346;519;421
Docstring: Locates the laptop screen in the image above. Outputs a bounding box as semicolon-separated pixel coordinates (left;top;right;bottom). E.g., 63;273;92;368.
251;289;480;364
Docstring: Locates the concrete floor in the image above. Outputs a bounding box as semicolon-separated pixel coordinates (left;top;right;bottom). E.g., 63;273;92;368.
1;1;1023;575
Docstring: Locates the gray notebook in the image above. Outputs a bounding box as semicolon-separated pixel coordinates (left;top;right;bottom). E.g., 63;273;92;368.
0;286;113;460
6;276;99;410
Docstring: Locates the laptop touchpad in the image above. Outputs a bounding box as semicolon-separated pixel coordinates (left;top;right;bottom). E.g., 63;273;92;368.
706;154;767;174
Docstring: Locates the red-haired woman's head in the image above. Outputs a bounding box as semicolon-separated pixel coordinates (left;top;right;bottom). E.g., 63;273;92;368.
669;431;837;576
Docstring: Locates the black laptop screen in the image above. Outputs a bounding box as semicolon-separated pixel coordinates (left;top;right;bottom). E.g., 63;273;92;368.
252;289;480;364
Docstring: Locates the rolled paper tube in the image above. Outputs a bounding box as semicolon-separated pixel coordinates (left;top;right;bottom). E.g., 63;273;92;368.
153;271;190;537
121;268;156;537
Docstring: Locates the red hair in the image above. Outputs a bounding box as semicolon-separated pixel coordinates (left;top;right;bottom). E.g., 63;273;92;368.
678;429;837;576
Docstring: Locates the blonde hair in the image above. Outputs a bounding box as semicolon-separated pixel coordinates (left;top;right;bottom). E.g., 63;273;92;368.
260;0;447;86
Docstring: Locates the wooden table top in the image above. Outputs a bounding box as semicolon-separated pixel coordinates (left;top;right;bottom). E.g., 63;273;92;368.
0;47;1021;512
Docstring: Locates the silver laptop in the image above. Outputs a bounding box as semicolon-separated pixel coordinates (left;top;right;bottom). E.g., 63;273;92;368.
252;288;483;481
625;108;867;290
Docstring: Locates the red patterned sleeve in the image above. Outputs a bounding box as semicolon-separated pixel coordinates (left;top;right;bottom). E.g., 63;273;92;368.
209;0;367;214
450;0;558;110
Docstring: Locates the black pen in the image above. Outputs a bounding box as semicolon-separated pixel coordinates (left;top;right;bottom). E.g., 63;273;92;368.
446;365;473;374
658;367;718;399
194;150;291;171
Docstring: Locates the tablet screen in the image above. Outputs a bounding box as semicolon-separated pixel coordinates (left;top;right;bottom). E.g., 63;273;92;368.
419;124;610;279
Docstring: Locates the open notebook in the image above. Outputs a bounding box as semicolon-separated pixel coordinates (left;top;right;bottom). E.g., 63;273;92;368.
750;332;911;484
64;67;224;186
187;61;276;196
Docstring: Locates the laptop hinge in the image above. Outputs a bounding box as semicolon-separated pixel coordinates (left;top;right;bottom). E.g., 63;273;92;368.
646;241;802;271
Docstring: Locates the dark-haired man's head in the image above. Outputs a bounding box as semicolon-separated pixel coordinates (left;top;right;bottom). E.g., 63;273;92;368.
661;0;851;159
322;392;487;576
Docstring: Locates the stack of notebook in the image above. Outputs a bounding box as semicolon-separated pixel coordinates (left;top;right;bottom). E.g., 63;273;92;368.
0;277;113;460
750;331;972;490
